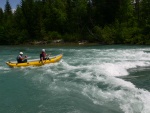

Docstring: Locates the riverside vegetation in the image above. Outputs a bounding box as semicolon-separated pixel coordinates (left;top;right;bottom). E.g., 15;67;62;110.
0;0;150;45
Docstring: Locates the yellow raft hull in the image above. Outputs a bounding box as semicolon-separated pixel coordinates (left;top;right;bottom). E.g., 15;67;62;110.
6;54;63;68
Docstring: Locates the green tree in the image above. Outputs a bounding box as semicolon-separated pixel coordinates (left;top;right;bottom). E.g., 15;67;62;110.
13;5;29;44
140;0;150;44
44;0;67;33
116;0;134;24
0;8;3;24
2;0;15;44
21;0;36;40
140;0;150;26
65;0;88;41
4;0;12;16
0;0;149;45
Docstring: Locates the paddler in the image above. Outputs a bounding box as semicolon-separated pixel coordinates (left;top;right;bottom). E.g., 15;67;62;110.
40;49;49;64
17;52;28;63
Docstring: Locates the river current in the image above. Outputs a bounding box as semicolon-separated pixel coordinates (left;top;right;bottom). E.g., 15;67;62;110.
0;45;150;113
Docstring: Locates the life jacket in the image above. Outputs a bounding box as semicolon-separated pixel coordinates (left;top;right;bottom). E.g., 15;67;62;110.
17;55;23;63
40;52;46;60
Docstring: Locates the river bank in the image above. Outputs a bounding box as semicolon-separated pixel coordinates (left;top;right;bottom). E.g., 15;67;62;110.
26;40;100;46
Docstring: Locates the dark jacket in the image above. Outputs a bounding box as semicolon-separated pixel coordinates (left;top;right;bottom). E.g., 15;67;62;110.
40;52;46;60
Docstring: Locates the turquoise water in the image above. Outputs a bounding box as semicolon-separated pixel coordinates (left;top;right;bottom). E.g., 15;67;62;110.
0;45;150;113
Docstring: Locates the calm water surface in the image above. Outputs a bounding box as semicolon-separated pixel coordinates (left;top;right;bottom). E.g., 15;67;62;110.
0;45;150;113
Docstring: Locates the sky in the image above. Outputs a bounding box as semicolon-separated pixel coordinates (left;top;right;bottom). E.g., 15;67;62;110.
0;0;21;10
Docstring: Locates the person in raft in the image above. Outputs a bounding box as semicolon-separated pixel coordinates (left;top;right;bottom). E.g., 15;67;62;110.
17;52;27;63
40;49;49;62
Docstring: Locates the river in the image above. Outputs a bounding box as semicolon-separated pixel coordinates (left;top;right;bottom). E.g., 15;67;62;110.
0;45;150;113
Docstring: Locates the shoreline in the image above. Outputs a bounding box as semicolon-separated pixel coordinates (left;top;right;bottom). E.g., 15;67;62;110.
24;42;101;46
48;42;100;46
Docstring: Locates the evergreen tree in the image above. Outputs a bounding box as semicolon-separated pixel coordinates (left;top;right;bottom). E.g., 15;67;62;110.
0;0;150;45
0;8;4;44
66;0;87;33
116;0;134;24
2;0;14;44
4;0;12;15
21;0;36;40
13;5;29;44
140;0;150;27
0;8;3;24
44;0;67;33
140;0;150;44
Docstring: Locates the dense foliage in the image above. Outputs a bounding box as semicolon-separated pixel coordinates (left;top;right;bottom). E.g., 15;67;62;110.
0;0;150;45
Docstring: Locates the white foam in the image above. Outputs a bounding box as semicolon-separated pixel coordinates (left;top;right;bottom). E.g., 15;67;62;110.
9;47;149;113
82;82;150;113
0;66;10;71
46;56;148;78
98;61;149;77
76;71;94;81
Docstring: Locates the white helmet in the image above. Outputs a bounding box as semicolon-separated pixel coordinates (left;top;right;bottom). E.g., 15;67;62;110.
42;49;45;52
20;52;23;55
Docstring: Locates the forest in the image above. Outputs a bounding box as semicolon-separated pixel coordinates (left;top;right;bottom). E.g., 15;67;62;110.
0;0;150;45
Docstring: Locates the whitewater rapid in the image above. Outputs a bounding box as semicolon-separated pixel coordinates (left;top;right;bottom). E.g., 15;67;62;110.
0;45;150;113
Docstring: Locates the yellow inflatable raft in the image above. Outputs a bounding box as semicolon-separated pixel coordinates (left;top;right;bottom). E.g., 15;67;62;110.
6;54;63;68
